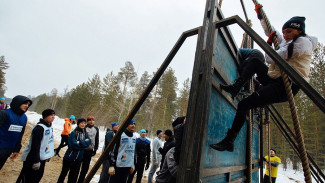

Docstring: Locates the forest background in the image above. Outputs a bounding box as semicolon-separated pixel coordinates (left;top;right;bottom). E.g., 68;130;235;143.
0;43;324;171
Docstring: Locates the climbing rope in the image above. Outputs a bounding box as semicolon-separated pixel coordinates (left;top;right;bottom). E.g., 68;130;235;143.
239;1;254;181
267;122;272;183
218;0;223;8
252;1;312;182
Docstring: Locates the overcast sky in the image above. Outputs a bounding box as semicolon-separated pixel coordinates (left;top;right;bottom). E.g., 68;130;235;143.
1;0;324;98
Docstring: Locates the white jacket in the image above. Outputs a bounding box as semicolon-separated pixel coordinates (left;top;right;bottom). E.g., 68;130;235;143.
260;19;318;81
152;136;163;164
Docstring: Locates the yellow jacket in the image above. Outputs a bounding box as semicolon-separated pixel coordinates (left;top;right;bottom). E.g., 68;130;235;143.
265;155;281;178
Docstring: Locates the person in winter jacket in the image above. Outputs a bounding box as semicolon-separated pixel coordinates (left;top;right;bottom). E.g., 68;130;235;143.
155;117;186;183
148;129;163;183
127;129;151;183
0;97;7;110
0;95;32;170
159;129;175;169
210;14;318;152
171;116;186;164
57;118;91;183
54;115;76;157
16;109;56;183
99;122;119;183
108;120;136;183
263;149;281;183
77;116;99;183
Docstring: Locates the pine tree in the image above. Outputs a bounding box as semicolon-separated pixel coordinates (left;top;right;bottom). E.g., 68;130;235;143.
134;71;152;132
102;71;122;125
116;61;137;121
155;67;178;130
0;56;9;96
176;78;190;117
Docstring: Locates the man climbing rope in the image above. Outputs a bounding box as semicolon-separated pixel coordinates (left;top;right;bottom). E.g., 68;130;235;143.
263;149;281;183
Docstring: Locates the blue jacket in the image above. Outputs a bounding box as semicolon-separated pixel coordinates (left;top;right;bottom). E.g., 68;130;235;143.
63;128;91;162
0;95;32;152
0;109;27;149
135;137;151;165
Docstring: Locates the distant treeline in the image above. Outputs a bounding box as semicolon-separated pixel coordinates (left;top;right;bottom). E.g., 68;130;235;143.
29;61;190;137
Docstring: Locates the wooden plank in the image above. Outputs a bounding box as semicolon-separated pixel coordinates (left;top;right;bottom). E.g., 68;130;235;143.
177;0;216;182
231;176;246;183
202;165;246;178
201;159;260;179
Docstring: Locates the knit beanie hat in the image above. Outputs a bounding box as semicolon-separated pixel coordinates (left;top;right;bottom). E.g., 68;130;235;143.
77;118;86;125
164;129;173;137
70;115;76;120
140;129;146;134
42;109;55;119
128;119;136;125
0;97;5;100
172;116;186;127
87;115;95;121
282;16;306;33
156;130;162;135
111;122;119;128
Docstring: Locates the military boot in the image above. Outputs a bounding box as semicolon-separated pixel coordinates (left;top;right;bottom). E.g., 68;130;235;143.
210;129;238;152
220;77;247;98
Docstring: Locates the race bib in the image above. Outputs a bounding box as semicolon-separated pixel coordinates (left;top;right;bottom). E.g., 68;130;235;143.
8;125;23;132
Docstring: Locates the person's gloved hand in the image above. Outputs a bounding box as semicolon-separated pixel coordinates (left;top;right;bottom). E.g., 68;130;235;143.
154;161;159;166
254;4;263;19
91;150;96;156
130;165;135;174
32;162;41;170
145;163;150;170
267;32;276;46
10;152;19;159
108;166;115;175
158;147;163;154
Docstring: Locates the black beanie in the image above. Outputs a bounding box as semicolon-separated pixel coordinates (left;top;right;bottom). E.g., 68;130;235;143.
77;118;87;125
164;129;173;137
172;116;186;127
270;148;276;154
282;16;306;33
156;130;162;135
42;109;55;119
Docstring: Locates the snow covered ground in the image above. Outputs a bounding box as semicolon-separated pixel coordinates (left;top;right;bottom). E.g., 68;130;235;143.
26;111;317;182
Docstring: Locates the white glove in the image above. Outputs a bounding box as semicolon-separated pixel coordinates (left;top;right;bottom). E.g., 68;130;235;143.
32;162;41;170
108;166;115;175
